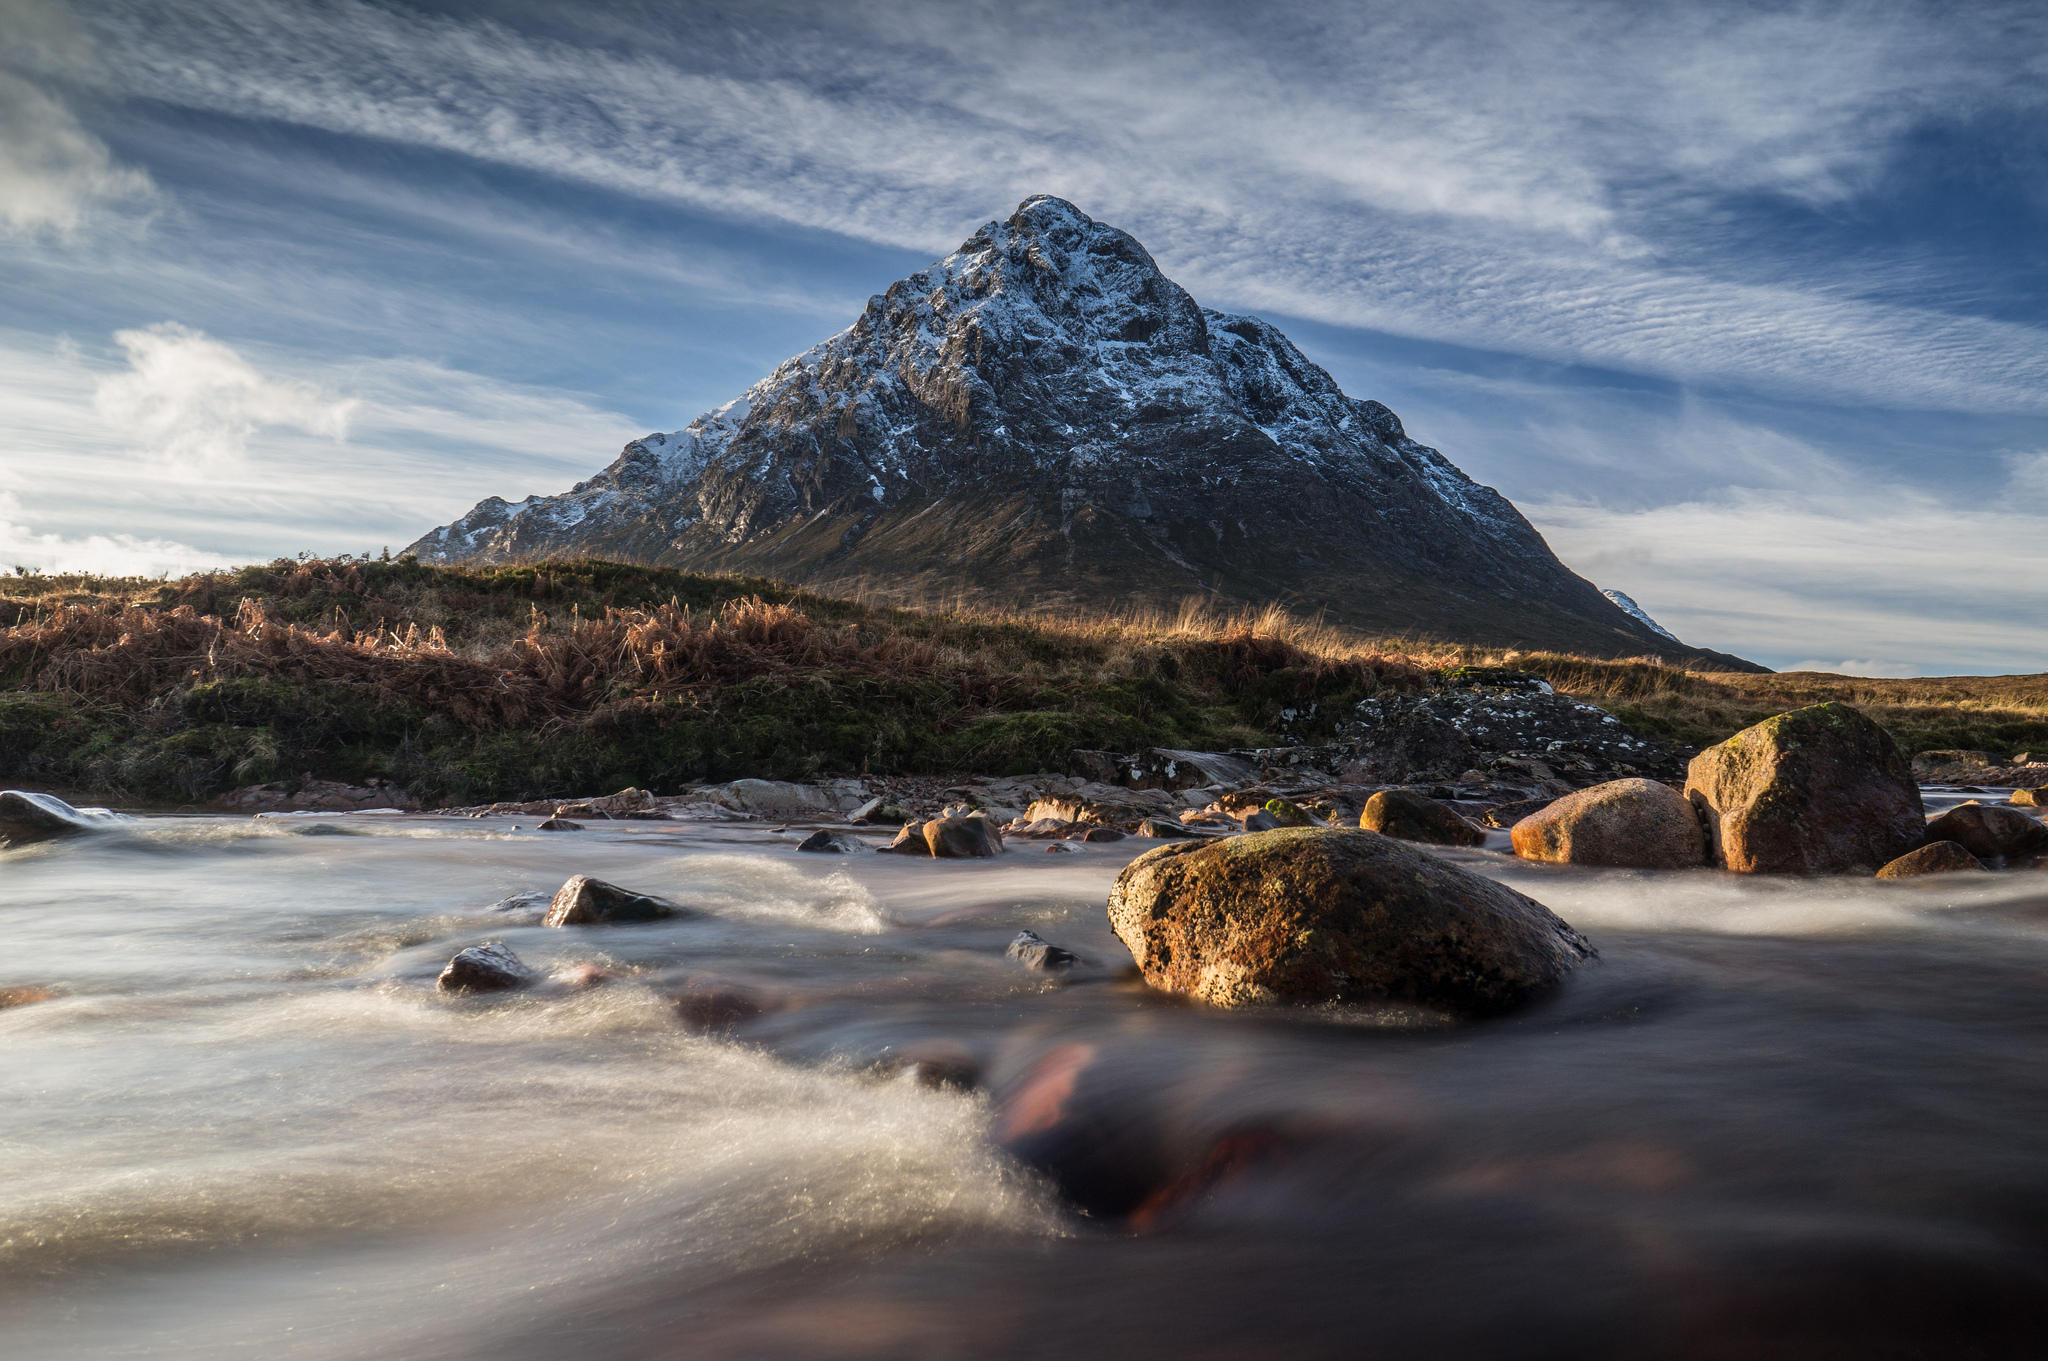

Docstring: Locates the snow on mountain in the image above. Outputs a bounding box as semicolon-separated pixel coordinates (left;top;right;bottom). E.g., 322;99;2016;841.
1601;589;1681;642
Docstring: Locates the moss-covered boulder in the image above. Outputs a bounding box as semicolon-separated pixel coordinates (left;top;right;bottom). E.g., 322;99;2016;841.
1685;703;1923;875
1358;789;1484;847
1262;797;1317;827
1510;778;1704;869
1105;828;1593;1014
1875;841;1987;878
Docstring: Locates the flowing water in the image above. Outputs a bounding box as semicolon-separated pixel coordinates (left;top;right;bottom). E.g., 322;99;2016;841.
4;803;2047;1358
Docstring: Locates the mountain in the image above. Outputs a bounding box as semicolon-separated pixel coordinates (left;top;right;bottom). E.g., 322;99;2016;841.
407;196;1761;670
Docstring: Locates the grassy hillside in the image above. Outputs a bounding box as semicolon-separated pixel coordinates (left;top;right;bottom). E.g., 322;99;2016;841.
1;558;2040;806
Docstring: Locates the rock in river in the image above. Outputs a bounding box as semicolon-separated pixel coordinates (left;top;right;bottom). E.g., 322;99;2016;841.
1921;805;2048;862
0;790;127;846
796;830;870;854
543;875;681;926
1511;778;1704;869
437;942;534;992
1007;929;1081;971
1106;828;1594;1014
1358;789;1485;847
1876;841;1988;878
1685;703;1924;875
925;815;1003;858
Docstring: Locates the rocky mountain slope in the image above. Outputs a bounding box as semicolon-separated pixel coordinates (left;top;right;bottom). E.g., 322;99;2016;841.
409;196;1757;668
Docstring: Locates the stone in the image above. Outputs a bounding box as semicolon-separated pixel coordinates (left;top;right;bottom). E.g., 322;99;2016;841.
214;774;418;814
879;1039;981;1090
0;790;125;845
0;985;57;1008
1136;818;1201;838
1045;842;1082;853
1921;805;2048;861
536;817;584;831
886;821;932;854
1262;797;1317;827
1509;778;1704;870
543;875;681;926
1685;703;1924;875
924;815;1003;858
847;797;884;823
2010;787;2048;808
1876;842;1988;878
1241;810;1282;832
1911;750;1994;780
1007;929;1081;971
1340;710;1478;785
437;942;533;992
1358;789;1485;847
671;974;783;1029
1071;748;1260;792
1009;817;1082;839
1106;828;1594;1014
1081;826;1127;842
1480;797;1553;829
796;830;869;853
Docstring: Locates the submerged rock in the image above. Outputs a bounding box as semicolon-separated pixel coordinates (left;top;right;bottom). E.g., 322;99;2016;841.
543;875;681;926
1106;828;1594;1014
1510;778;1704;869
925;816;1003;858
1686;703;1924;875
0;791;126;846
436;942;533;992
1876;842;1988;878
0;984;58;1009
1007;929;1081;971
1358;790;1485;847
1921;806;2048;861
796;830;870;853
536;817;584;831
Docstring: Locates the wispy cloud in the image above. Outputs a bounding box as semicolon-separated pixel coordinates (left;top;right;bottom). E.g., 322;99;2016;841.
38;0;2048;411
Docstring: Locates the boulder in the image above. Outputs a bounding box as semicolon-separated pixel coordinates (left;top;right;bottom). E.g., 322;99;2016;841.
1045;842;1082;853
1105;828;1594;1014
1509;778;1704;869
1876;841;1988;878
1685;703;1924;875
1136;819;1201;838
543;875;682;926
1262;797;1317;827
2010;787;2047;808
924;815;1003;858
1480;797;1553;829
1081;826;1128;842
886;821;931;854
796;830;869;853
1358;790;1485;847
0;790;127;845
1921;805;2048;861
1241;810;1282;832
1070;748;1261;792
1007;929;1081;971
536;817;584;831
1008;817;1082;839
437;942;534;992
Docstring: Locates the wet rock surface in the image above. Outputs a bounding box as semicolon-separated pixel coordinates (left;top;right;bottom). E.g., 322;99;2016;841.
1105;827;1594;1014
1877;841;1988;878
1510;778;1705;870
1007;930;1081;972
796;830;870;854
437;942;534;993
543;875;682;926
0;791;126;845
1686;703;1925;875
1358;789;1484;847
924;815;1003;858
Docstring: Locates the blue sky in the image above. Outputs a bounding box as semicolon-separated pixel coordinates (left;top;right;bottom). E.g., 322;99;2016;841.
2;0;2045;674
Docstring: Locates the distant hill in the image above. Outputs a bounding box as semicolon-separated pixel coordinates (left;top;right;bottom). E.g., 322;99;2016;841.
408;196;1762;672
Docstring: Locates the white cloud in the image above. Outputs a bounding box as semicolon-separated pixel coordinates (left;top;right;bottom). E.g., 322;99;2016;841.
0;69;153;235
0;490;231;576
93;322;355;474
33;0;2048;412
1781;660;1926;678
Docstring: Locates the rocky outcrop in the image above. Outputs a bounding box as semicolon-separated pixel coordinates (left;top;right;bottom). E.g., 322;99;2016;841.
1358;790;1484;847
216;776;416;813
1876;842;1987;878
437;942;534;992
543;875;682;926
1070;748;1258;792
1685;703;1924;875
1336;672;1682;783
408;197;1752;665
1922;805;2048;861
1509;778;1704;869
1105;828;1593;1013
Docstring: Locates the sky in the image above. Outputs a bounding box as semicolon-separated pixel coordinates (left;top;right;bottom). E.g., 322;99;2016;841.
1;0;2044;675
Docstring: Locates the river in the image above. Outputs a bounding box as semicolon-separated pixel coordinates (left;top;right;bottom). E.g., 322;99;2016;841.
4;801;2046;1358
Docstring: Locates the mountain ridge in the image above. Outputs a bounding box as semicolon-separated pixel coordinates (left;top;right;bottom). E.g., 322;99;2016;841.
408;195;1762;672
